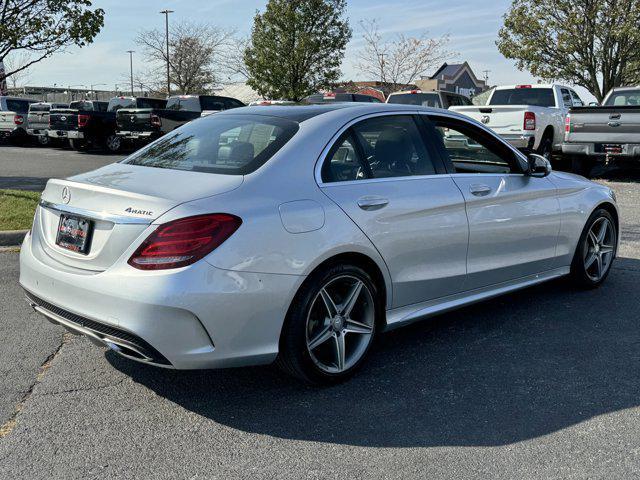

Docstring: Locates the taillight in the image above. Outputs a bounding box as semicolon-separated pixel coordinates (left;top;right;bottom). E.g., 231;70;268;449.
150;114;161;127
78;114;90;128
128;214;242;270
565;114;571;134
524;111;536;131
14;115;24;125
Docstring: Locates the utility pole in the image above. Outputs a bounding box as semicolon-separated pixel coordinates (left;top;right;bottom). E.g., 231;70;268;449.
482;70;491;85
159;9;174;97
127;50;135;96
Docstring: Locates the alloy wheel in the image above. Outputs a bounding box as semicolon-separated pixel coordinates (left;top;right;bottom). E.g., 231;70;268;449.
583;217;615;282
106;135;121;152
305;275;375;374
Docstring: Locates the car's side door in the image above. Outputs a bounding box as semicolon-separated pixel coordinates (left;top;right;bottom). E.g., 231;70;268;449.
426;114;562;290
318;113;469;308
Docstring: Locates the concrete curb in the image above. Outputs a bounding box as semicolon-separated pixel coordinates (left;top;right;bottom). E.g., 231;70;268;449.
0;230;27;247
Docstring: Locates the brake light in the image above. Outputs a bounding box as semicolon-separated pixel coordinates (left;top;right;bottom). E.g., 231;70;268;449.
565;114;571;134
409;90;420;94
13;115;24;125
524;111;536;131
150;114;161;127
516;85;532;89
78;114;90;128
128;214;242;270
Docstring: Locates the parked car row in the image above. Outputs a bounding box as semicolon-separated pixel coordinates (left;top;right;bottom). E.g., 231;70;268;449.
0;94;246;152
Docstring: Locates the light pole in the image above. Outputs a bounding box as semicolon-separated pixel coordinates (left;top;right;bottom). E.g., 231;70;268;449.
159;9;174;97
126;50;135;96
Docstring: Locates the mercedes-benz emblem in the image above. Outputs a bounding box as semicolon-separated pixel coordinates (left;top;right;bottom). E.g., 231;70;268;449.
481;115;490;124
61;186;71;204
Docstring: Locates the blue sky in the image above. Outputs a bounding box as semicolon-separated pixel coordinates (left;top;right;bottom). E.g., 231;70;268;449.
27;0;538;90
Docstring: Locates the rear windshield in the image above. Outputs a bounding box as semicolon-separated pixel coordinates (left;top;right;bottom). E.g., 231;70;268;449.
29;103;51;112
387;93;442;108
69;101;95;111
605;91;640;106
6;99;31;113
122;114;299;175
166;97;201;112
489;88;556;107
137;98;167;109
108;97;136;112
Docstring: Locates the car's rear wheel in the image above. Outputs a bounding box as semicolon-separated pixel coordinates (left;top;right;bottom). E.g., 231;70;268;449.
537;134;553;161
104;134;122;153
570;208;617;288
278;264;380;384
37;135;51;146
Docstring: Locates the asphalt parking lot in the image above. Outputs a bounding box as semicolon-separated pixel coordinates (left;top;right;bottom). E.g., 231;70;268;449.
1;146;640;479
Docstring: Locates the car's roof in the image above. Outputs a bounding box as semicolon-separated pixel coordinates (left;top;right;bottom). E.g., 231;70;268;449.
217;102;452;123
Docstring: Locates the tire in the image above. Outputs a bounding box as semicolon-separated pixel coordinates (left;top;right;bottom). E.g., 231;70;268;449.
537;135;553;161
37;135;51;146
277;263;381;385
571;156;595;178
104;134;122;153
69;138;88;151
570;208;617;288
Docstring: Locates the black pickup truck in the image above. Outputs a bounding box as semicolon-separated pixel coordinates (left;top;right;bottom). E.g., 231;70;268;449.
155;94;244;133
49;97;169;152
114;97;167;145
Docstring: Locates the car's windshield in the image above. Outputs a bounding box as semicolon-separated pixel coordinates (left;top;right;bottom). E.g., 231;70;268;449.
605;91;640;106
489;88;556;107
122;114;299;175
387;93;441;108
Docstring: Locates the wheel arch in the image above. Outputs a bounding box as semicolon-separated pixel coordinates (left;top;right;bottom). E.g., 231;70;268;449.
594;201;620;245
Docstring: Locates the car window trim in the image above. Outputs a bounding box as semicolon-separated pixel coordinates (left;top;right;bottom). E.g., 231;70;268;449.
316;112;446;185
321;129;372;183
422;112;529;175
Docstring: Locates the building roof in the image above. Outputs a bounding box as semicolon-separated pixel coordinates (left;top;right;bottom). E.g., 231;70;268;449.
430;63;466;80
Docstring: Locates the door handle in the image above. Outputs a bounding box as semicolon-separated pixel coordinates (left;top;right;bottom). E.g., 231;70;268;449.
469;184;492;197
357;196;389;211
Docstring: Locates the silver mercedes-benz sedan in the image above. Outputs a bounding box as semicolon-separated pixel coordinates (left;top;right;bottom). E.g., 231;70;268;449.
20;103;619;384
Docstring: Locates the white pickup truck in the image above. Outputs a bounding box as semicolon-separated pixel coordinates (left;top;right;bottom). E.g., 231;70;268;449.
450;84;584;159
0;96;37;143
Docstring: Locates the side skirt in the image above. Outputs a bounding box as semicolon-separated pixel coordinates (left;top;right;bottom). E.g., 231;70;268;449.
384;267;570;331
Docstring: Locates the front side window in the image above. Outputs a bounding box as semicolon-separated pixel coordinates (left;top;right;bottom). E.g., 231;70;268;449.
430;117;519;174
122;114;299;175
322;115;438;183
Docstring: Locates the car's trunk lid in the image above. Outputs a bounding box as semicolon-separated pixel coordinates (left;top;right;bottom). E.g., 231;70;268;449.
34;163;243;272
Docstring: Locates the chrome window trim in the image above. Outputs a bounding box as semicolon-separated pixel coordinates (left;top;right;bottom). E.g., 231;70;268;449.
39;200;153;225
314;109;531;187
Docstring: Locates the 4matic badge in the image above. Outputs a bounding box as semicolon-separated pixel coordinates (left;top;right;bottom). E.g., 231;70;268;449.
125;207;153;216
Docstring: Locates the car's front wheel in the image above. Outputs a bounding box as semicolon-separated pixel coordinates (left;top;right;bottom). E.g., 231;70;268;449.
571;208;617;288
278;264;380;384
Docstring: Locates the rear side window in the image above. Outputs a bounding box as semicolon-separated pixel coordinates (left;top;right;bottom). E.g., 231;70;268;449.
122;114;299;175
322;115;438;182
387;93;442;108
560;89;573;108
569;90;583;106
6;100;30;113
489;88;555;107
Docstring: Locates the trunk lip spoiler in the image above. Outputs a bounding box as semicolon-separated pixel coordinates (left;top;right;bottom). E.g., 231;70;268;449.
39;199;153;225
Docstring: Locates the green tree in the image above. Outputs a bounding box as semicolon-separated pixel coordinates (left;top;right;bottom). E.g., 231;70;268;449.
244;0;352;101
0;0;104;80
497;0;640;102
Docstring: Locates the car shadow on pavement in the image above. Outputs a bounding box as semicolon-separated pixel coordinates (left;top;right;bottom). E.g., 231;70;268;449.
0;176;48;191
108;257;640;448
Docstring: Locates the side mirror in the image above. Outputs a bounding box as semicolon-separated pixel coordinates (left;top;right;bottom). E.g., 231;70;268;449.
527;153;552;178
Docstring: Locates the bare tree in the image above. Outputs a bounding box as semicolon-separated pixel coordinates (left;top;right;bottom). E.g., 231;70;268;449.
3;52;33;88
136;21;234;94
354;19;453;87
220;37;251;83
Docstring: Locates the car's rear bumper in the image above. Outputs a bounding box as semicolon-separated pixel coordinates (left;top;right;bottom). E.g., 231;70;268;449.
563;142;640;159
27;128;47;136
0;127;23;138
19;232;302;370
500;133;536;150
47;130;84;139
116;130;158;140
